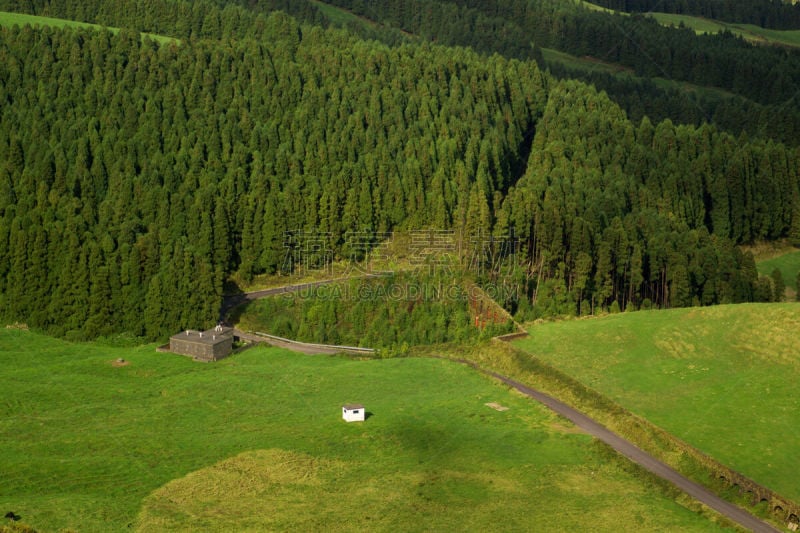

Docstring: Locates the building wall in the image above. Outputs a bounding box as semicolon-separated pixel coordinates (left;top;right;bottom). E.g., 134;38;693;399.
170;338;215;359
169;328;234;361
211;337;233;360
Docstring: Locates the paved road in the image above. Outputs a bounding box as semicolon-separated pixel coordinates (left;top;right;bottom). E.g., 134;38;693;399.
455;359;780;533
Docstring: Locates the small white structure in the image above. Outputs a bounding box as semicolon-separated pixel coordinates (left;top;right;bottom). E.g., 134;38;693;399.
342;403;365;422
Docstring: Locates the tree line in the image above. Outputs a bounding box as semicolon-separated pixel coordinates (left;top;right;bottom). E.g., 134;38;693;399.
320;0;800;145
0;16;545;339
5;0;800;147
588;0;800;31
499;81;798;317
0;8;797;340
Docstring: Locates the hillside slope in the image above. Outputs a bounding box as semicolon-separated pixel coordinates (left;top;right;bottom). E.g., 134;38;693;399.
514;303;800;501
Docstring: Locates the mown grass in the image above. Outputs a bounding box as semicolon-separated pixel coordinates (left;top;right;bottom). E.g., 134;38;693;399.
0;11;176;44
0;328;730;532
513;303;800;503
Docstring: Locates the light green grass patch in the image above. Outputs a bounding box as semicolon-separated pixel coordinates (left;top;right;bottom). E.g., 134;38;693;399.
309;0;370;28
514;303;800;502
0;328;727;532
648;12;728;35
0;10;100;30
578;4;800;48
0;11;176;44
579;1;620;14
648;12;800;48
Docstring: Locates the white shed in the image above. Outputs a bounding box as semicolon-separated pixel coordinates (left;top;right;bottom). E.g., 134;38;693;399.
342;403;365;422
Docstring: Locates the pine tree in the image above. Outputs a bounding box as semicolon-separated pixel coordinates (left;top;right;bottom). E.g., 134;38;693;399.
770;268;785;302
796;272;800;302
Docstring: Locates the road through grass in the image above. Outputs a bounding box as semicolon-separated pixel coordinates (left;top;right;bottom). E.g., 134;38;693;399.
514;304;800;502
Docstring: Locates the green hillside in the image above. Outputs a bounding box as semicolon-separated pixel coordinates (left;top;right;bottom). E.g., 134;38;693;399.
0;329;728;532
513;304;800;502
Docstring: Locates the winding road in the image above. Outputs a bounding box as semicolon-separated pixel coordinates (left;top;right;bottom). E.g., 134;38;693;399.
460;359;780;533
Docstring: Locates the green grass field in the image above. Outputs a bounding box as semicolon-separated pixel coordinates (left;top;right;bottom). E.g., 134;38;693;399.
0;11;176;44
0;328;731;532
514;303;800;502
757;249;800;292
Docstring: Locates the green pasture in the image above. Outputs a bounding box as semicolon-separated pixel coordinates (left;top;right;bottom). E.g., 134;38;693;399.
514;303;800;502
0;328;729;532
0;11;176;44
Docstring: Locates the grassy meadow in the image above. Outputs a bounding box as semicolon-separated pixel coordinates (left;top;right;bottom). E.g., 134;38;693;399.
513;303;800;502
0;328;732;532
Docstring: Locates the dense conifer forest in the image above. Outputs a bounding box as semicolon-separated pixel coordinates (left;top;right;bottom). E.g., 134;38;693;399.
0;1;798;340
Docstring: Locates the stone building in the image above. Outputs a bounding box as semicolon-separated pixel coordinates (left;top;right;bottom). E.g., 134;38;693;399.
169;325;234;362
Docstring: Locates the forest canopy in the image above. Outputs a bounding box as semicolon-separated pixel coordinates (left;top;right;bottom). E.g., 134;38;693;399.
0;3;797;340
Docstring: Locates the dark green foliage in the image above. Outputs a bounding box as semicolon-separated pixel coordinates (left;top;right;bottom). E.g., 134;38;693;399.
0;0;329;38
796;272;800;301
241;274;500;348
321;0;800;108
545;62;800;147
0;4;797;340
771;267;785;301
590;0;800;30
503;81;786;318
0;18;545;339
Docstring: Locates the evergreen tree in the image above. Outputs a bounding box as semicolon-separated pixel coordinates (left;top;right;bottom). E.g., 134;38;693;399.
771;268;785;302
